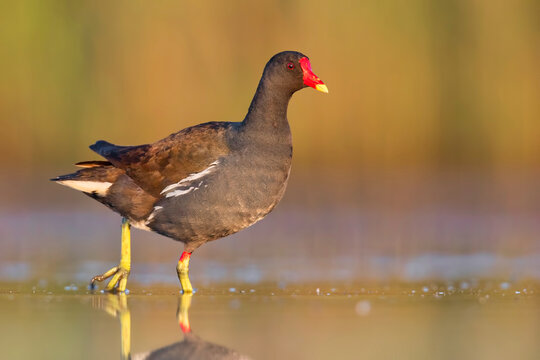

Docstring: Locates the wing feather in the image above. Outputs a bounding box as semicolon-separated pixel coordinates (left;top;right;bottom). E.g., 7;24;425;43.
89;122;232;197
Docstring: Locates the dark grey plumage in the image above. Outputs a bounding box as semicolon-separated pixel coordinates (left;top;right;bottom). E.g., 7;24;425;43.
52;51;322;253
134;333;251;360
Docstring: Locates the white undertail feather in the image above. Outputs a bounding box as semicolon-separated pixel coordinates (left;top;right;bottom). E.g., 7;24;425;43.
57;180;112;197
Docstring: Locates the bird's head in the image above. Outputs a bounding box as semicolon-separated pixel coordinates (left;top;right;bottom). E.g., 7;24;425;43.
262;51;328;95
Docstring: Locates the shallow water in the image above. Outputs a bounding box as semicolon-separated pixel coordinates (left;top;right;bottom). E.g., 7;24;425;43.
2;283;540;360
3;175;540;359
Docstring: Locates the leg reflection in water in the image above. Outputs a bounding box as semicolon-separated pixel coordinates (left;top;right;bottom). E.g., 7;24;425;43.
94;293;131;360
135;294;251;360
98;294;251;360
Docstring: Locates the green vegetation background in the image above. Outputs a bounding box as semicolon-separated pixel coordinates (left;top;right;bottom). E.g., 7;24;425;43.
1;0;539;175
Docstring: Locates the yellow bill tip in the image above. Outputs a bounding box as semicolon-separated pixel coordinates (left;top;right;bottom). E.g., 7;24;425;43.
315;84;329;93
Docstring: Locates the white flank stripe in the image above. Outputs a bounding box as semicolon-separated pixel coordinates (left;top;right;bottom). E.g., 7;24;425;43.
165;186;195;198
129;220;151;231
160;160;220;196
57;180;112;196
146;206;163;222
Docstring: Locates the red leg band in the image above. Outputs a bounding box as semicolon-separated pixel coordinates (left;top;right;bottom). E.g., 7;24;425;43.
179;251;191;263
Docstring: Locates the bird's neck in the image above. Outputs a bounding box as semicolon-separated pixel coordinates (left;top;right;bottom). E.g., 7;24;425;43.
242;79;293;132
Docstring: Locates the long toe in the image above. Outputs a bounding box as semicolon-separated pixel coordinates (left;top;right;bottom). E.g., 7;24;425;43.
105;268;130;292
90;266;130;292
90;266;119;287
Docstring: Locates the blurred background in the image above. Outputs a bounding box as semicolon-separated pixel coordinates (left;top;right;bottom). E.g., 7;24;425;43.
1;0;540;285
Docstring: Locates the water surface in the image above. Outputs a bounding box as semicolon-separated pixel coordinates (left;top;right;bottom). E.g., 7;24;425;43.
1;283;539;360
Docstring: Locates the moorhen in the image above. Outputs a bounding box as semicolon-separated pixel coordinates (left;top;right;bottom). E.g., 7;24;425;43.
52;51;328;293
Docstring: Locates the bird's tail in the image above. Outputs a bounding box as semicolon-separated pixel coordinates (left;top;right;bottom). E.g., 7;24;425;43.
51;161;122;196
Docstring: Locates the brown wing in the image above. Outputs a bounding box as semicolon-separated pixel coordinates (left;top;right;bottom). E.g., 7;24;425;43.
89;122;231;197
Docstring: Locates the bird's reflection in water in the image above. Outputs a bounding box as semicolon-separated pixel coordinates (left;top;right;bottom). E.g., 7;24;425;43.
96;294;251;360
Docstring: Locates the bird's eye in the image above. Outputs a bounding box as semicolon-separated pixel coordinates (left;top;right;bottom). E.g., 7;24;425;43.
287;62;295;70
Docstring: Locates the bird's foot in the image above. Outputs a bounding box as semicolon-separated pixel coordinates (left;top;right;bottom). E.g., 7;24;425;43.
90;265;130;292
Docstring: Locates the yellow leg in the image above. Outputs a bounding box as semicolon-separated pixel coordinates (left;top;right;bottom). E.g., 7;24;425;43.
176;251;193;294
177;294;193;333
97;294;131;360
90;218;131;292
